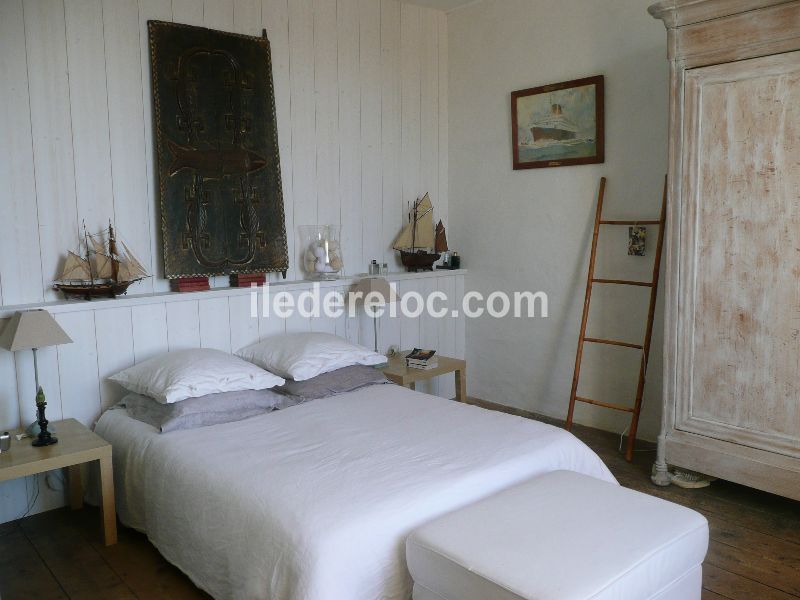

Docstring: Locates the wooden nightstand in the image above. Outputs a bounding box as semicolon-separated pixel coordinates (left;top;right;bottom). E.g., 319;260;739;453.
0;418;117;545
381;351;466;402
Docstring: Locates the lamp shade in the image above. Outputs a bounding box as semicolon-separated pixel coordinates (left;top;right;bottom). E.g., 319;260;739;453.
351;277;401;305
0;310;73;351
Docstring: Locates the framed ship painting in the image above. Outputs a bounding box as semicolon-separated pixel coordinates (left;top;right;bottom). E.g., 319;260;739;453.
511;75;604;170
148;21;289;279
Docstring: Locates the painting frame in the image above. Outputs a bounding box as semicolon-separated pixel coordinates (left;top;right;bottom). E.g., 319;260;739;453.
511;75;605;170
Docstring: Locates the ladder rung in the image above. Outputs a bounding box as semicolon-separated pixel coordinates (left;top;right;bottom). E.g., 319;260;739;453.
599;220;661;225
575;396;635;413
592;278;654;287
583;337;643;350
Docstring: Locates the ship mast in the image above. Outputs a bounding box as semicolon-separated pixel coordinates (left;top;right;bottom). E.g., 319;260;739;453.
108;220;119;282
82;221;96;288
411;199;418;251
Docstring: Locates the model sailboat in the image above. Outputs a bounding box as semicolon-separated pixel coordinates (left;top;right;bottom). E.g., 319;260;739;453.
393;193;448;271
54;221;149;299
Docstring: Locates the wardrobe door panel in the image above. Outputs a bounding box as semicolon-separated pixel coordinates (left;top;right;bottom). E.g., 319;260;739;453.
676;51;800;458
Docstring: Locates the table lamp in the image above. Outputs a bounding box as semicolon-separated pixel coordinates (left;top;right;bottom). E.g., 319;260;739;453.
0;309;72;446
351;277;401;353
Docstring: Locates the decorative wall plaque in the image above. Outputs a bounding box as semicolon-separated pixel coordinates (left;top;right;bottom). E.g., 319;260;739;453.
148;21;289;279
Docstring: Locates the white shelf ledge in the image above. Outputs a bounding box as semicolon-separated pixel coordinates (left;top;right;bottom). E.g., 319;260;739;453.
0;270;467;318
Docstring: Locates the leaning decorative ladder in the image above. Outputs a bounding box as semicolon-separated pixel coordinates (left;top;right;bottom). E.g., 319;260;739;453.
566;176;667;461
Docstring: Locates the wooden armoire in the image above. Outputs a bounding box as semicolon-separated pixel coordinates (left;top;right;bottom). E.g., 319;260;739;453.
649;0;800;500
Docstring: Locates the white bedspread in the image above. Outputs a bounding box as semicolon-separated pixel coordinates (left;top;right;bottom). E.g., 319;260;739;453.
95;385;615;600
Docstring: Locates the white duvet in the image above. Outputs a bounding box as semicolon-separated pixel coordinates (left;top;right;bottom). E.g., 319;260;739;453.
95;385;615;600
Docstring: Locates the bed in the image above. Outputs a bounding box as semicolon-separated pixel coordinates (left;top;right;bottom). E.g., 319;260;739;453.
94;384;615;600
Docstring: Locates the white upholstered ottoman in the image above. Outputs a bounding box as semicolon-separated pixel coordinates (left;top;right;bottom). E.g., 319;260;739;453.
406;470;708;600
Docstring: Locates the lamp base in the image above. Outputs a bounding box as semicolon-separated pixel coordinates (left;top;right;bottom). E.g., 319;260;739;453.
25;421;56;437
32;433;58;447
31;395;58;447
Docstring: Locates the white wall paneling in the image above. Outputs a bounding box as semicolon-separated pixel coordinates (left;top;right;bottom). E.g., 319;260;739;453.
314;0;340;231
400;3;421;249
138;0;173;293
0;0;448;304
24;0;79;303
204;0;234;29
229;293;260;351
0;1;41;306
262;0;295;283
95;306;135;412
359;0;382;268
166;300;201;351
435;10;448;234
64;0;115;248
437;275;456;398
104;0;155;296
233;0;261;35
288;0;318;277
338;0;362;278
0;479;27;526
419;8;438;223
0;321;19;429
172;0;204;26
199;296;232;352
130;303;168;362
55;310;101;426
417;276;438;394
380;0;402;265
257;291;287;340
0;270;464;524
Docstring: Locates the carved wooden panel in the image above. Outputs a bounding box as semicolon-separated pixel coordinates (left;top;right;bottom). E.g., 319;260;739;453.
148;21;288;279
675;51;800;458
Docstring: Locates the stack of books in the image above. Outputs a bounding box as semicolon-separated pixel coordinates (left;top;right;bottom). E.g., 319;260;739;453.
230;273;267;287
406;348;438;370
170;276;210;292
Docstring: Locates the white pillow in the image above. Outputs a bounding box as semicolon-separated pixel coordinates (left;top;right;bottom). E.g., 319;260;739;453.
108;348;285;404
236;332;386;381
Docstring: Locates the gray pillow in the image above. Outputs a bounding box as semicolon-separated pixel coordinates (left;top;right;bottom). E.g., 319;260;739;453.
117;388;298;433
277;364;389;402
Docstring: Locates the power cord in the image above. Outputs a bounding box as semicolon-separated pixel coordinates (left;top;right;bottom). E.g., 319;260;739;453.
13;469;65;521
17;474;40;520
619;425;656;454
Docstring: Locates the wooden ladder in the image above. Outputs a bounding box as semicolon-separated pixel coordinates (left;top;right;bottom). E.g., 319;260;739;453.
566;176;667;461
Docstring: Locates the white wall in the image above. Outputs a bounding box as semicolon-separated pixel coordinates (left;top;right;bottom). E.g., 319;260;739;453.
0;0;448;305
447;0;668;440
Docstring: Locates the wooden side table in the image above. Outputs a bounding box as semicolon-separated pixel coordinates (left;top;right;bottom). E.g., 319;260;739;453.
0;418;117;545
381;352;467;402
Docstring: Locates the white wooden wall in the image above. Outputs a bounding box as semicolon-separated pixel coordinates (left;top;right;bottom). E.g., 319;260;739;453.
0;270;465;523
0;0;448;304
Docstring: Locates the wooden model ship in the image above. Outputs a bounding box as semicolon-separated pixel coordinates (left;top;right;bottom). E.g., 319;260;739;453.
393;193;448;271
54;222;149;300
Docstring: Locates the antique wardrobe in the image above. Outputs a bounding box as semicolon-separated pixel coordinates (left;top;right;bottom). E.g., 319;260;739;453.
649;0;800;500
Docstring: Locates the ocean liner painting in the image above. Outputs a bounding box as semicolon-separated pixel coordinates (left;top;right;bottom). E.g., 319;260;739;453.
511;75;604;169
531;103;578;141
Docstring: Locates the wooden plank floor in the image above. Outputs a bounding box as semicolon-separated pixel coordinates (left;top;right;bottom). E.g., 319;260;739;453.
1;403;798;599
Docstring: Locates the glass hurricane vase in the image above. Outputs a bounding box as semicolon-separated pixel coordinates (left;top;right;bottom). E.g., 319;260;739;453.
299;225;344;280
